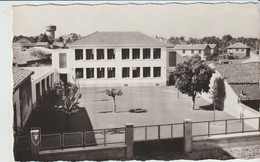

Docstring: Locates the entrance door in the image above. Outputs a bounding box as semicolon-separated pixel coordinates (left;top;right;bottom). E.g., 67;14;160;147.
60;74;67;84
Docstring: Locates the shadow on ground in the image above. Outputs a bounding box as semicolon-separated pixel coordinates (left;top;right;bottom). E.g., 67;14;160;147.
199;104;223;111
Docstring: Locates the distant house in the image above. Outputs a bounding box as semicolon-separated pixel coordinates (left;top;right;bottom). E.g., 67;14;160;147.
14;37;33;44
13;68;34;135
173;44;211;60
52;41;65;49
214;62;260;113
208;44;218;55
13;50;41;67
227;42;251;58
35;42;49;48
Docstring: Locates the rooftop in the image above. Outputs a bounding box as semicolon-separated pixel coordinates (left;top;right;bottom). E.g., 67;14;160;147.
13;67;34;91
208;44;217;48
173;44;209;50
216;62;260;84
13;49;41;65
227;42;250;49
69;31;167;47
24;67;54;81
230;84;260;101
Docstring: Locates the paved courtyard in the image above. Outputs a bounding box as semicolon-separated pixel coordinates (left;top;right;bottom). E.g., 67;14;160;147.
79;86;236;129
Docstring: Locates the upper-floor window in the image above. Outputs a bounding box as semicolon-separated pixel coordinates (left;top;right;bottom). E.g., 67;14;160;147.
191;50;194;54
236;49;239;51
122;67;130;78
183;50;186;54
86;49;94;60
153;48;161;59
75;68;83;78
199;50;201;54
132;49;140;59
132;67;140;78
107;49;115;60
86;68;94;79
75;49;83;60
154;67;161;77
122;49;129;59
97;49;104;60
241;49;244;51
143;67;150;78
143;48;150;59
107;67;115;78
59;53;67;68
97;68;105;78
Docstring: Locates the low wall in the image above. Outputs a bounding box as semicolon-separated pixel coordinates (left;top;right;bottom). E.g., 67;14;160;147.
134;138;183;156
193;132;260;151
39;145;126;161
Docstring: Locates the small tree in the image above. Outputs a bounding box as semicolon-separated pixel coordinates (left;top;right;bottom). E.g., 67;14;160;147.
52;78;82;131
211;76;226;111
105;88;123;113
174;55;214;110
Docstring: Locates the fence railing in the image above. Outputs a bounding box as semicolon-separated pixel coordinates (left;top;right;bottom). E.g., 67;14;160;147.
39;127;126;150
192;117;260;137
134;123;184;141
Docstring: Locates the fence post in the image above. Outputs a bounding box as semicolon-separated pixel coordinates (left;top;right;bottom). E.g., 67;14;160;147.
184;119;192;153
30;128;40;160
125;123;134;158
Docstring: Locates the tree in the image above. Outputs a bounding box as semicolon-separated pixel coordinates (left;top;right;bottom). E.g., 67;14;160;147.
38;33;49;42
173;55;215;110
104;88;123;113
211;76;226;111
52;79;82;131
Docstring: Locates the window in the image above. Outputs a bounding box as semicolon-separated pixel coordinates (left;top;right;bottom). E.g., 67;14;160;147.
75;68;83;78
199;50;201;54
107;67;115;78
241;49;244;51
59;53;67;68
236;49;239;51
132;49;140;59
122;67;130;78
132;67;140;78
97;68;105;78
75;49;83;60
143;48;150;59
107;49;115;60
153;48;161;59
86;68;94;79
122;49;129;59
169;52;176;67
153;67;161;77
86;49;94;60
183;50;186;54
143;67;150;78
97;49;104;60
191;50;194;54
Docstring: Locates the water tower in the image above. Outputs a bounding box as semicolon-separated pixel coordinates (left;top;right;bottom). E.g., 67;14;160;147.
46;25;56;42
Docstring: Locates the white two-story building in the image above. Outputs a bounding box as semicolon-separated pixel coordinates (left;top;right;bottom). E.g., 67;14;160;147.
52;31;168;87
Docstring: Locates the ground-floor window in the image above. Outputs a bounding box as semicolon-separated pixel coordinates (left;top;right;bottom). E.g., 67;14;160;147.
122;67;130;78
97;68;105;78
107;67;115;78
75;68;83;78
86;68;94;79
143;67;150;78
153;67;161;77
132;67;140;78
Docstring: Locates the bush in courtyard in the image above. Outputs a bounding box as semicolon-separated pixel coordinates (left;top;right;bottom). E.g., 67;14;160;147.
173;55;215;110
104;88;123;113
211;76;226;111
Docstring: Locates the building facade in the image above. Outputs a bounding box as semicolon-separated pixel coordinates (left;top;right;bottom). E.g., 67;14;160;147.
52;31;168;87
173;44;211;60
227;42;251;58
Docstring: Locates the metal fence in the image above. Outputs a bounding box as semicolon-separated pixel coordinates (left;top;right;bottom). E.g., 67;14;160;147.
192;117;260;137
39;127;126;150
134;123;184;142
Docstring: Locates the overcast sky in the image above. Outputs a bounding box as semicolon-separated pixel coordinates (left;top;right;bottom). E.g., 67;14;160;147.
12;2;259;39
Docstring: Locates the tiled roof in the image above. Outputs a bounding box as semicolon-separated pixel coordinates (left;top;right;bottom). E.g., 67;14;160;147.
13;67;34;91
227;42;250;49
173;44;209;50
69;31;167;46
13;48;41;65
216;62;260;84
230;84;260;101
35;42;49;46
208;44;217;48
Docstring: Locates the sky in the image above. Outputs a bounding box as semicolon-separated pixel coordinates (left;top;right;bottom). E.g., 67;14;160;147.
12;2;260;39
